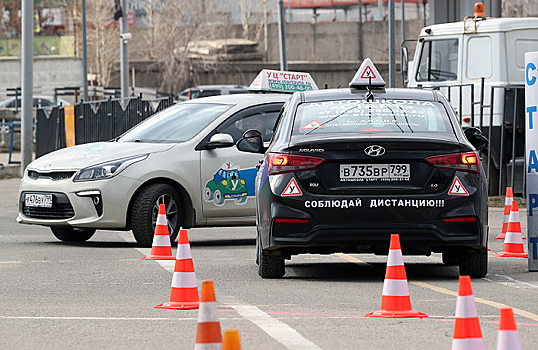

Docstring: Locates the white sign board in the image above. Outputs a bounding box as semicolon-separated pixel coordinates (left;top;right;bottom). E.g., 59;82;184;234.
349;58;386;88
525;51;538;271
248;69;318;93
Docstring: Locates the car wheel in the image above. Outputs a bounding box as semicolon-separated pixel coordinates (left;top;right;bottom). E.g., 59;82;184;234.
213;189;225;205
203;187;213;201
50;227;96;242
459;249;488;278
131;183;181;247
442;252;459;266
258;246;285;279
235;196;247;204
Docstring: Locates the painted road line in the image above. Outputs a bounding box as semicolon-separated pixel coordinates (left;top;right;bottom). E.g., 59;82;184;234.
336;253;538;322
221;297;323;350
484;274;538;291
0;316;196;321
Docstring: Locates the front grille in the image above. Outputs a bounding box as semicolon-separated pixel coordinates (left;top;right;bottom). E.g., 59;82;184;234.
21;192;75;220
28;170;76;181
23;203;75;219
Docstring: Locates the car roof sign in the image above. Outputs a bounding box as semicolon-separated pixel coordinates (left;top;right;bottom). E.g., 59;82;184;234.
248;69;319;93
349;58;386;89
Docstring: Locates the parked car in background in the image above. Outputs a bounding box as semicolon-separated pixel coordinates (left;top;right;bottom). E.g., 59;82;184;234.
176;85;249;101
0;96;70;108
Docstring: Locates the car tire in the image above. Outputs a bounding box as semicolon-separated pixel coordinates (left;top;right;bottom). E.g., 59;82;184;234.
131;183;181;247
50;227;96;242
258;241;285;279
213;189;225;205
442;252;459;266
203;187;213;201
459;249;488;278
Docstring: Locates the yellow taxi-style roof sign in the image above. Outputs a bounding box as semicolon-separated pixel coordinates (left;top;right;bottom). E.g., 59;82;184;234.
349;58;386;89
248;69;318;93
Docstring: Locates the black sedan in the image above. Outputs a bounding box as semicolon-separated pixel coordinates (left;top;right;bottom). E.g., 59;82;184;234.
237;62;489;279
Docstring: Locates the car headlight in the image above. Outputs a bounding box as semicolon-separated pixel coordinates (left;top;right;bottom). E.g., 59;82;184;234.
73;154;148;182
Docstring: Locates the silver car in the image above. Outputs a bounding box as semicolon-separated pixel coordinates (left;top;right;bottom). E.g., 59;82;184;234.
17;94;288;246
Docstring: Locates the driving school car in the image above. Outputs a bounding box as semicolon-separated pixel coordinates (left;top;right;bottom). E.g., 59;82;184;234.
17;70;318;246
237;59;489;279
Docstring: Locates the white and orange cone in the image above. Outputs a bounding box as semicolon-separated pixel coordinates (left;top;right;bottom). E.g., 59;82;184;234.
494;201;528;258
497;307;522;350
155;229;199;310
194;280;222;350
495;187;513;240
452;275;486;350
365;234;428;318
141;204;175;260
222;329;242;350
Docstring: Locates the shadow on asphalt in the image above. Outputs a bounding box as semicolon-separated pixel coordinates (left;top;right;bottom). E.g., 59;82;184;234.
190;238;255;247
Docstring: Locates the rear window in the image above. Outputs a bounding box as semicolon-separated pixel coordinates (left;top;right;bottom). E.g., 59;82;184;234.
292;99;453;136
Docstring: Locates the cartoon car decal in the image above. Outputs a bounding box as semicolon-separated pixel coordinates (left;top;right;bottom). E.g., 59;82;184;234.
204;162;254;206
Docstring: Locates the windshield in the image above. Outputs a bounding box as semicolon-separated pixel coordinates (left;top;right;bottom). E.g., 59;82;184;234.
292;99;453;136
118;103;232;143
416;39;459;82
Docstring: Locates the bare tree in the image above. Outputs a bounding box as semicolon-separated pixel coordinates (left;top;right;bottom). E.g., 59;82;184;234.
0;1;22;38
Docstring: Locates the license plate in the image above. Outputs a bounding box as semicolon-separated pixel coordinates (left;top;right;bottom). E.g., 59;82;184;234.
340;164;410;181
25;194;53;207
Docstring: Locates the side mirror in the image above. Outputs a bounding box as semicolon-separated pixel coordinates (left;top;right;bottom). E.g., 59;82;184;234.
207;133;235;148
236;129;264;153
401;46;409;87
464;127;488;151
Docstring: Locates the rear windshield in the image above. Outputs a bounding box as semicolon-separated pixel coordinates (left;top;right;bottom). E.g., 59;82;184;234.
292;99;453;136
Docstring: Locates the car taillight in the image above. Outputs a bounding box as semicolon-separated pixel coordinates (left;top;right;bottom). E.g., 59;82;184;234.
442;217;477;222
425;151;480;173
266;153;326;175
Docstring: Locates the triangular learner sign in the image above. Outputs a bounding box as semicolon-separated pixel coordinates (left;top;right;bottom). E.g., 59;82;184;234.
448;177;469;196
349;57;386;88
300;120;325;129
282;178;303;196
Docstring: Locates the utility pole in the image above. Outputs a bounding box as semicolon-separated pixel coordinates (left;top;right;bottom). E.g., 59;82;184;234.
388;0;395;87
120;0;130;98
21;0;33;173
278;0;288;71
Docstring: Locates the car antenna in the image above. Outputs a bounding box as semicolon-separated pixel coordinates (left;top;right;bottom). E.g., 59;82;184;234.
365;76;374;102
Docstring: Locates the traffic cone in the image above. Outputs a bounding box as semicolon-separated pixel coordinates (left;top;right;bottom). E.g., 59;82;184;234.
494;201;528;258
495;187;513;239
141;204;175;260
452;275;486;350
222;329;242;350
155;229;199;310
194;280;222;350
365;234;428;318
497;307;522;350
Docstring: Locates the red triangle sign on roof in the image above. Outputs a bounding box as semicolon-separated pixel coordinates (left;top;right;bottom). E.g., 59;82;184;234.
360;66;376;79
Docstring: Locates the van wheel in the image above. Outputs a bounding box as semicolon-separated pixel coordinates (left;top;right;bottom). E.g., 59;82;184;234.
51;227;96;242
459;249;487;278
131;183;181;247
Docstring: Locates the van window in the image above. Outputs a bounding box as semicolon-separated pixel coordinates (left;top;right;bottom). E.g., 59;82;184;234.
467;36;492;80
416;39;459;82
515;40;538;68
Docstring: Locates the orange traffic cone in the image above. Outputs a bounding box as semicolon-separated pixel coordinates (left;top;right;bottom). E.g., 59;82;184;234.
365;234;428;318
141;204;175;260
495;187;513;239
194;280;222;350
452;275;486;350
155;229;199;310
494;201;528;258
497;307;522;350
222;329;242;350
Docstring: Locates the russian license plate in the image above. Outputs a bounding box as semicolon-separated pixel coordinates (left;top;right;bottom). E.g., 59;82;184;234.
340;164;410;181
25;194;53;207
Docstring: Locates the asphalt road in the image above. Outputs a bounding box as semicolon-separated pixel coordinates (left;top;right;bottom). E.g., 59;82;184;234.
1;178;538;349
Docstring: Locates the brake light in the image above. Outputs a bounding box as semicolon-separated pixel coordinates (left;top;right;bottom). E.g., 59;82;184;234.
425;151;480;173
274;218;310;223
442;217;477;222
266;153;326;175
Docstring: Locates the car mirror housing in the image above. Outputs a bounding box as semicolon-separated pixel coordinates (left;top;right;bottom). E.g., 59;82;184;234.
464;127;489;151
236;129;264;153
208;133;235;148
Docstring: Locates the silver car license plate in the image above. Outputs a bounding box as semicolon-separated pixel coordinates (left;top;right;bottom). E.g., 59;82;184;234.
340;164;410;181
25;194;53;207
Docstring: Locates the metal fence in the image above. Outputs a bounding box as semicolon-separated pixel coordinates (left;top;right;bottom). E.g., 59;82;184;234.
36;95;174;158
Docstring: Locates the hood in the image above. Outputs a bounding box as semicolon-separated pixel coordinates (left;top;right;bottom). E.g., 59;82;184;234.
29;142;174;171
